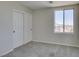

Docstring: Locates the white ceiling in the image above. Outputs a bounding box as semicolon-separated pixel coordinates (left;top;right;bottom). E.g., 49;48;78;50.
20;1;79;10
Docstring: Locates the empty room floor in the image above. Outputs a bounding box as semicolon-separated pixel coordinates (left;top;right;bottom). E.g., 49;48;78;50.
3;41;79;57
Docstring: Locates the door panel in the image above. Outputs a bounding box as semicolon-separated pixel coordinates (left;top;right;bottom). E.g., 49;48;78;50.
13;11;23;48
24;12;32;44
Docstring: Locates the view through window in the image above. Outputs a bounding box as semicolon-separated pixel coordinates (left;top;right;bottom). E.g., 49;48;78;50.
54;9;73;33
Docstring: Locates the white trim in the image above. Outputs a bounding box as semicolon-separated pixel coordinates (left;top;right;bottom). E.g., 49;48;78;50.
0;49;14;57
13;9;31;15
32;40;79;48
23;40;32;45
13;9;25;14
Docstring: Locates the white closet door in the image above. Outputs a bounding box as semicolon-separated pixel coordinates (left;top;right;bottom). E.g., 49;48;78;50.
13;11;23;48
24;12;32;44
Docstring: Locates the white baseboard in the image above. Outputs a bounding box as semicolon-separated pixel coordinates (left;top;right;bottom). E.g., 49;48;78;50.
0;49;14;57
32;40;79;48
14;40;32;49
23;40;32;45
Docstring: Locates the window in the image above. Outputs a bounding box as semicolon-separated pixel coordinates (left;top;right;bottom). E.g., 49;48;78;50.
54;9;73;33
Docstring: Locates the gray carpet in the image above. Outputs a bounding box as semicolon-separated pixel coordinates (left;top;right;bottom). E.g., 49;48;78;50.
3;41;79;57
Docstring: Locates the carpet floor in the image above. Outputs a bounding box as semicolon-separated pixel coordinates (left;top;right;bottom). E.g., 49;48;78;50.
3;41;79;57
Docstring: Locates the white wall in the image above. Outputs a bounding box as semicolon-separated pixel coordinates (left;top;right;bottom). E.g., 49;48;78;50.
0;1;32;56
32;5;79;47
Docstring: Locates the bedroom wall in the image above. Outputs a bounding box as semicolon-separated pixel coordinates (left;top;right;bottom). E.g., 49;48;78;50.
32;4;79;47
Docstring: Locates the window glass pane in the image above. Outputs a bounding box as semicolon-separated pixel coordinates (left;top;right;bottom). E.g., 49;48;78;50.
64;9;73;32
55;10;63;32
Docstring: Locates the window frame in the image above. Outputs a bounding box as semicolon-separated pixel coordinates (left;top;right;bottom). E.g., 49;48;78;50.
54;8;74;34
